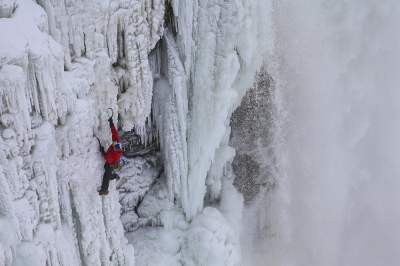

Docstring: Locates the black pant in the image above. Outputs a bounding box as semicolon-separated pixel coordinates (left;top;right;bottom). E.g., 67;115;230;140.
99;164;119;193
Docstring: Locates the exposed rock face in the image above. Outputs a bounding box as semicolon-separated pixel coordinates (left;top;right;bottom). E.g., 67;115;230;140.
230;67;277;203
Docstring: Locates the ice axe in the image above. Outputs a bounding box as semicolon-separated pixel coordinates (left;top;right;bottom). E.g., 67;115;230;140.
107;108;113;120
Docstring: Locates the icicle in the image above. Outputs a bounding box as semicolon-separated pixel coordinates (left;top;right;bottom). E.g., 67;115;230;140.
106;0;165;131
26;48;63;124
151;29;188;213
0;65;31;148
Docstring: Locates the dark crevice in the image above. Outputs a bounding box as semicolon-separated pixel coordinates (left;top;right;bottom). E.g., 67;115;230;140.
34;72;43;116
148;40;162;79
69;186;87;266
164;0;177;37
116;21;126;66
83;32;87;57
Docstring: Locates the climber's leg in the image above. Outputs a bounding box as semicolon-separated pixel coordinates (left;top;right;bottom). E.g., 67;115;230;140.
99;164;112;195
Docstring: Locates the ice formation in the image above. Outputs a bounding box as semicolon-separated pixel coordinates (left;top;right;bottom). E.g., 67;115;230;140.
0;0;272;264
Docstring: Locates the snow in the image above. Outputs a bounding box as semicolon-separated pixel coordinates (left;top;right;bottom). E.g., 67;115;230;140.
127;206;239;266
127;227;183;266
182;207;240;266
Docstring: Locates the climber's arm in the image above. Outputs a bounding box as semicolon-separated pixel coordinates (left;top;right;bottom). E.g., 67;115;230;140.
109;118;121;142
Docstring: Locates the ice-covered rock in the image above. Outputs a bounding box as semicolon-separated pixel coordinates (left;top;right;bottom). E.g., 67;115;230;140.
0;0;17;18
117;155;163;232
181;207;240;266
230;67;277;203
137;176;174;226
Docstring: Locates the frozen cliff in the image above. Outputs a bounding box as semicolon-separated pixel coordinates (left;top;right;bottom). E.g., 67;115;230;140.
0;0;271;265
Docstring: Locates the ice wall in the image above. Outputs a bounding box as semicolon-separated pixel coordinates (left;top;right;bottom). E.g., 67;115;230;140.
0;0;166;264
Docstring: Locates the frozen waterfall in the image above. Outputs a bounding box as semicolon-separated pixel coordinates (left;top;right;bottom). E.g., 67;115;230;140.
1;0;399;265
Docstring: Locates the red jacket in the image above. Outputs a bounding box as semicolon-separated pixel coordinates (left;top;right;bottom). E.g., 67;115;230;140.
104;122;122;165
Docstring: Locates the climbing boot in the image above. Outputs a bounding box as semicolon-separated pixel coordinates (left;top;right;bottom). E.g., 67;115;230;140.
99;190;109;196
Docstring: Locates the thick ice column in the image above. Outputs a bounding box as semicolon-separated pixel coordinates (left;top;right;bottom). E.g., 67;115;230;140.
185;0;240;219
185;0;273;219
170;0;197;72
153;30;188;209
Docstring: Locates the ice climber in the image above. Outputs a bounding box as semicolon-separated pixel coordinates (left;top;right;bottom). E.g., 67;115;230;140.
97;114;123;196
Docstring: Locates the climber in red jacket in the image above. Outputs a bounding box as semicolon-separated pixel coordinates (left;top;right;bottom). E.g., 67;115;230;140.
97;116;123;196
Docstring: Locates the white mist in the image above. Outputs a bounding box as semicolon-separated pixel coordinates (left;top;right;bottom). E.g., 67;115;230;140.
254;1;400;265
